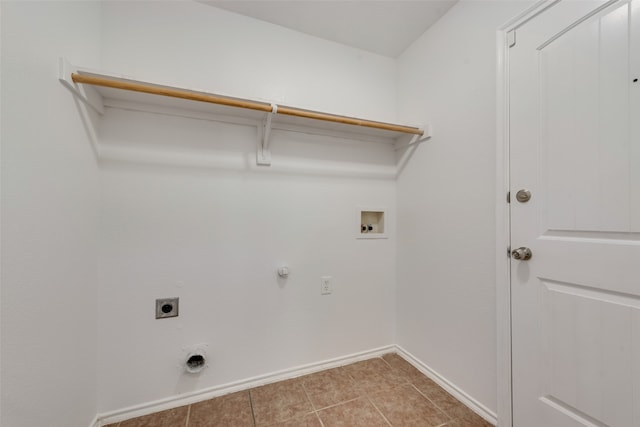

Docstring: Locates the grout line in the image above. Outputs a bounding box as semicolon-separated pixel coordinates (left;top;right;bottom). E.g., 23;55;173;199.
380;352;414;385
396;347;496;425
314;411;326;427
296;377;320;423
379;353;394;369
298;374;364;413
366;396;392;427
184;405;191;427
248;390;257;427
410;383;454;421
300;379;317;411
315;396;361;412
108;355;467;427
97;347;396;425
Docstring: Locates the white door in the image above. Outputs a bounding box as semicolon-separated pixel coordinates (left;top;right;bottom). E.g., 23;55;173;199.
510;0;640;425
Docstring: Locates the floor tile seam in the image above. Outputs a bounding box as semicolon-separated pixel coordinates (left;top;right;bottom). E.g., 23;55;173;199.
395;377;412;388
367;381;411;400
383;355;413;376
255;406;316;426
261;408;316;427
345;356;385;378
114;358;456;427
184;404;192;427
256;383;315;427
353;371;402;387
326;370;360;391
365;395;393;426
408;383;454;420
345;357;386;383
313;396;362;412
248;389;258;426
366;355;410;383
369;386;452;427
300;380;319;412
301;376;365;411
379;353;395;371
381;355;417;384
344;369;360;385
314;366;360;387
312;411;326;427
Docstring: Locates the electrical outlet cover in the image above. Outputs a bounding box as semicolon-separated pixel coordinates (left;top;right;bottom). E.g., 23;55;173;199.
321;276;332;295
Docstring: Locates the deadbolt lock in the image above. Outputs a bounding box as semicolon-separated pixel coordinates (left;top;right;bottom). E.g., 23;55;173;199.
511;247;532;261
516;189;531;203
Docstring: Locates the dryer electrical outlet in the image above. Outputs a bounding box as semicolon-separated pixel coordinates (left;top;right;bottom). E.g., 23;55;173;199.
155;297;179;319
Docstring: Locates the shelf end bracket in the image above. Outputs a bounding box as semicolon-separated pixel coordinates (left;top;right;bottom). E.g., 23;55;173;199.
257;103;277;166
58;58;104;114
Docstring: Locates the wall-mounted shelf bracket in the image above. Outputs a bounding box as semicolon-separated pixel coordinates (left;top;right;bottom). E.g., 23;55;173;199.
394;124;432;150
60;58;428;169
257;104;277;166
58;58;104;114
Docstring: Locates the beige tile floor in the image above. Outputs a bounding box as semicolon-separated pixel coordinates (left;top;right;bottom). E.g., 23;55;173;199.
105;353;492;427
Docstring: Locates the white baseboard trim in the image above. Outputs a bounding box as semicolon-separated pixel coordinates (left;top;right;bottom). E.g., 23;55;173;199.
95;345;394;426
96;344;497;427
395;345;498;426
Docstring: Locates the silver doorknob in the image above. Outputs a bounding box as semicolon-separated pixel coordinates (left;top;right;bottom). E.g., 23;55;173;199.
511;247;532;260
516;189;531;203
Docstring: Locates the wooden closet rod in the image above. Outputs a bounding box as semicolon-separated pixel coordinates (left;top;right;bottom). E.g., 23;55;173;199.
275;106;424;135
71;73;424;136
71;73;273;112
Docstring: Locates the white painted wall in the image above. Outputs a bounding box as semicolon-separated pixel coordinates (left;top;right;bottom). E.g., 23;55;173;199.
97;2;397;412
100;1;398;123
395;0;531;415
0;2;101;427
0;0;541;421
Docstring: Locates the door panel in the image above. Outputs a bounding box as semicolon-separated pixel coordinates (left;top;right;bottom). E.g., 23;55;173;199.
541;2;633;232
632;0;640;232
541;280;637;426
510;1;640;425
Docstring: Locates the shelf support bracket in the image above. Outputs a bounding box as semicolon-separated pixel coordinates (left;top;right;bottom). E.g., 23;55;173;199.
394;124;432;151
257;103;277;166
57;58;104;114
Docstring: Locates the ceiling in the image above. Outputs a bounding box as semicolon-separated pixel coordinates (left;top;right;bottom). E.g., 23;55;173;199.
199;1;458;58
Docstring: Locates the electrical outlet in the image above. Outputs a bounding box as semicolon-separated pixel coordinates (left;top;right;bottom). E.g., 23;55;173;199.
321;276;332;295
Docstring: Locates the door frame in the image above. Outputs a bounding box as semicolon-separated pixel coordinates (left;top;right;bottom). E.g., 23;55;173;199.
495;2;563;426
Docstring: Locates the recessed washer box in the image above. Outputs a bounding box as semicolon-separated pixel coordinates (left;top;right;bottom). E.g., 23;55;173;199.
357;207;387;239
155;297;179;319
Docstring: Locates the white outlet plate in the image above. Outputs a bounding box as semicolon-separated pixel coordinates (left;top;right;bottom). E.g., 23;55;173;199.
321;276;332;295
